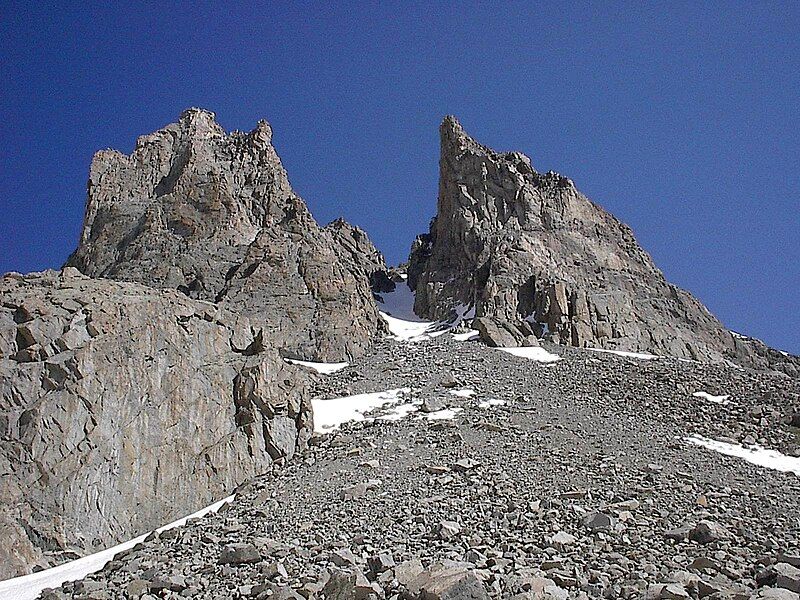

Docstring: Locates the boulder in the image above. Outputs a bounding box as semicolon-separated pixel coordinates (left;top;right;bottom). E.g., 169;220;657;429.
473;317;523;348
776;563;800;594
689;520;730;545
405;561;489;600
395;559;425;587
581;512;615;532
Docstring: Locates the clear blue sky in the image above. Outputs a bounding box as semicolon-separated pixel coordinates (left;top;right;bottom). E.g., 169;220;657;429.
1;2;798;354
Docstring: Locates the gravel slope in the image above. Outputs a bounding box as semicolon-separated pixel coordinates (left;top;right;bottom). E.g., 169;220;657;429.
36;335;800;600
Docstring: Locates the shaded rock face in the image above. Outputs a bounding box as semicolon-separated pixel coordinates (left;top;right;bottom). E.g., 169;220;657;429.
325;218;393;295
0;268;311;578
409;116;798;374
66;108;381;361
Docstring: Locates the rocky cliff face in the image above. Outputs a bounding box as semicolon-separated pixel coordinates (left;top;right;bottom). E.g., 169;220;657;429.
409;117;798;375
0;268;311;578
66;109;382;362
325;218;393;293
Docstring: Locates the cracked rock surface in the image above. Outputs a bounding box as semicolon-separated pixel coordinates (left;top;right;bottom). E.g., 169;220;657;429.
65;108;385;362
0;268;311;578
407;117;798;376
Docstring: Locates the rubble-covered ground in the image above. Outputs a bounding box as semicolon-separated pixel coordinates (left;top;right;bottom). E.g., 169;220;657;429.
32;334;800;599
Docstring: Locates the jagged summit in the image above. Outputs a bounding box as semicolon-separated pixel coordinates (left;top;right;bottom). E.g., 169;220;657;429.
409;117;798;375
179;106;216;121
67;109;385;361
440;115;536;175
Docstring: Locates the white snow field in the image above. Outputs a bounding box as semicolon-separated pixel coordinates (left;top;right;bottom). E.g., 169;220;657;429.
423;407;464;420
687;434;800;476
284;358;349;374
692;391;731;405
478;398;506;409
452;329;480;342
374;279;440;341
374;280;474;342
586;347;658;360
311;388;411;433
0;496;235;600
313;388;467;429
449;388;476;398
378;400;464;422
378;400;422;422
378;311;445;342
498;346;561;363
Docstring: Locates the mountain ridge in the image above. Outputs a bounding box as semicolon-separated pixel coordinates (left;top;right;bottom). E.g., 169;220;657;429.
407;116;798;376
1;107;798;586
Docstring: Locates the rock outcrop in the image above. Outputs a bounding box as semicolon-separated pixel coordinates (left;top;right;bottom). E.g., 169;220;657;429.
66;108;382;362
408;116;798;374
325;218;392;293
0;268;311;578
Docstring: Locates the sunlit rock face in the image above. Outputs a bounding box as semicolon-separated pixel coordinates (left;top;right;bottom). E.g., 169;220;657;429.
408;116;798;375
0;268;311;578
66;108;385;362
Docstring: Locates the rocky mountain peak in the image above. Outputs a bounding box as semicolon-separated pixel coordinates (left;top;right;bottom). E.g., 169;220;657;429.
67;109;384;361
440;114;488;158
178;106;222;128
410;117;798;375
440;115;535;175
439;114;465;140
251;118;274;145
179;106;215;120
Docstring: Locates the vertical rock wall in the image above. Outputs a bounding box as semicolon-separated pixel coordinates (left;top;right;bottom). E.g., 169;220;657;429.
0;269;311;578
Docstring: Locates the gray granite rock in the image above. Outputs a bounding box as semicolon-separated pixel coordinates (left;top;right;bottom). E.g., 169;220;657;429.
407;116;799;374
0;269;310;578
65;108;383;362
776;563;800;594
406;561;489;600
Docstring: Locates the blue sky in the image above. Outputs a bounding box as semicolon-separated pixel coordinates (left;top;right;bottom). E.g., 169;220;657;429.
1;2;798;353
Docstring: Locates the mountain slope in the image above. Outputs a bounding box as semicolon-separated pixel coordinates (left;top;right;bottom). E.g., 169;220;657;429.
16;333;800;600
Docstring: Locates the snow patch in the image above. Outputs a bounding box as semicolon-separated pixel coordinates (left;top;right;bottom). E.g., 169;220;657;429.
375;280;424;322
312;388;411;434
0;496;234;600
376;401;463;422
449;388;476;398
378;401;421;421
687;435;800;476
375;282;474;341
379;312;446;341
452;329;480;342
478;398;506;409
498;346;561;363
586;348;658;360
692;391;731;405
422;408;464;420
284;359;349;374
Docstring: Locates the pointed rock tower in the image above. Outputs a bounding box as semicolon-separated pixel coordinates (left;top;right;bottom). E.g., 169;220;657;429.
67;108;385;361
408;116;797;374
